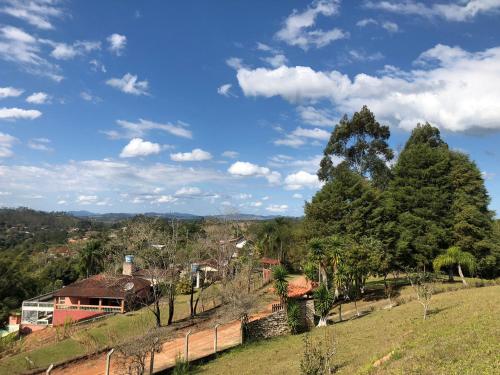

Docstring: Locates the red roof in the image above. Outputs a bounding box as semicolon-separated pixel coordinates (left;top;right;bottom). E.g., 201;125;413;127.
260;257;280;266
53;274;151;299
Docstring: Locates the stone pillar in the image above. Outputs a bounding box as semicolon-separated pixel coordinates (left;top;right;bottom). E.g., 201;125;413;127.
195;271;201;289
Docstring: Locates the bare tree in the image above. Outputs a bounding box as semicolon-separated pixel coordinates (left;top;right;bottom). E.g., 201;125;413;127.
106;217;181;327
115;328;164;375
408;270;434;320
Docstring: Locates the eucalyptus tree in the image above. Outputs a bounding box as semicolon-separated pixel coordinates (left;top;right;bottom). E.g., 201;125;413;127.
318;105;394;189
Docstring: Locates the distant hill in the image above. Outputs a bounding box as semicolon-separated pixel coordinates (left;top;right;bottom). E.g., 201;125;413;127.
67;210;287;222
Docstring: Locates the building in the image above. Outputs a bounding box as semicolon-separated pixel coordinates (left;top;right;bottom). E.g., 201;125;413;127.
20;292;55;333
20;256;152;329
52;273;151;325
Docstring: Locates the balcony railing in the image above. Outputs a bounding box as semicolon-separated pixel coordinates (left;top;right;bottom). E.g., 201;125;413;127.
55;304;122;313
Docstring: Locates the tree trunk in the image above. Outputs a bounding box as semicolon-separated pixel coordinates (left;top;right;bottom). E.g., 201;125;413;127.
189;279;195;318
154;300;161;327
457;264;467;286
317;316;327;327
448;267;454;282
167;284;175;325
338;303;342;322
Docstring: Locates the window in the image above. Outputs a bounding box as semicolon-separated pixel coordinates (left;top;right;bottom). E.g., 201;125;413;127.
58;297;66;304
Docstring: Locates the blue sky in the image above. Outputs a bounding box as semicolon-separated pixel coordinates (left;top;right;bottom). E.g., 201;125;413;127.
0;0;499;216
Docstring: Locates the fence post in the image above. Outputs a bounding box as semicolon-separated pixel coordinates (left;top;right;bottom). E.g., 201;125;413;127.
240;320;244;345
214;324;220;354
105;348;114;375
184;330;192;362
46;364;54;375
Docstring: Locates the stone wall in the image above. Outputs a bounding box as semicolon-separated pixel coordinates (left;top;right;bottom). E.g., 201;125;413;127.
244;298;315;342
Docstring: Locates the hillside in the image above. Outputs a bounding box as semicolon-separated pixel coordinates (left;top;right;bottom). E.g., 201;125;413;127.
0;208;93;250
196;285;500;375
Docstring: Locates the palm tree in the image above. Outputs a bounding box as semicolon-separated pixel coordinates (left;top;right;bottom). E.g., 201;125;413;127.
433;246;477;286
272;265;289;306
313;283;334;327
78;240;104;278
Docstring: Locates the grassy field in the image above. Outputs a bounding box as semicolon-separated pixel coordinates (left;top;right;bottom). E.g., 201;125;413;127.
0;293;199;374
195;285;500;375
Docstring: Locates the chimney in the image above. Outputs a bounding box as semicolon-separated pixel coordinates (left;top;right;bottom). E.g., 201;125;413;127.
123;255;135;276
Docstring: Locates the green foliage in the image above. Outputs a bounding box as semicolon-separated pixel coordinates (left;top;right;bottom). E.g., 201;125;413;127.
305;164;379;240
313;283;334;321
272;265;289;304
433;246;477;274
287;300;301;335
300;330;337;375
173;355;190;375
318;105;393;189
77;240;104;278
387;123;453;268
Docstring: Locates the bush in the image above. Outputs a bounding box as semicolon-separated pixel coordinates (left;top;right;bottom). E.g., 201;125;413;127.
287;300;301;334
300;329;338;374
173;354;189;374
176;276;192;295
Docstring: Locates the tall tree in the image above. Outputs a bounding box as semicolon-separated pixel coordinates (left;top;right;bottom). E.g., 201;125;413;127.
318;105;394;189
449;151;495;275
305;163;379;240
387;123;453;268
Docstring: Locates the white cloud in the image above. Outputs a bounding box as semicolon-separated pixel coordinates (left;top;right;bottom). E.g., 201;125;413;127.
155;195;177;204
0;26;63;81
266;204;288;213
250;201;262;207
175;186;202;197
107;33;127;55
0;86;23;99
292;127;330;140
226;57;244;69
274;127;330;148
57;199;67;205
235;44;500;132
26;92;50;104
228;161;281;185
120;138;162;158
364;0;500;22
293;193;303;199
0;107;41;120
356;18;378;27
262;54;288;68
77;195;98;205
28;138;52;152
217;83;235;97
0;0;64;30
0;132;17;157
275;0;348;49
381;21;399;32
269;154;324;172
171;148;212;162
222;150;239;158
284;170;322;190
48;40;100;60
106;73;149;95
0;160;227;205
347;49;385;62
297;106;337;126
80;91;101;103
256;42;274;52
365;0;500;22
236;193;252;200
356;18;399;33
89;59;106;73
105;118;192;139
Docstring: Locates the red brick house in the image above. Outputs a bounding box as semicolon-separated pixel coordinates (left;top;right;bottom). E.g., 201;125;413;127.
52;274;151;325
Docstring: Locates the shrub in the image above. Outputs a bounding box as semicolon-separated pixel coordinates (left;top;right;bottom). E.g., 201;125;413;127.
287;300;301;334
300;329;338;374
173;354;190;374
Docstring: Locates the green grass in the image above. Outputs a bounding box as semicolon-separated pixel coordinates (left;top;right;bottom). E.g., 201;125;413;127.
0;293;197;374
195;285;500;375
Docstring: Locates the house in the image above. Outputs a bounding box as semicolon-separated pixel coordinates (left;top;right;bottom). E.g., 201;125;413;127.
52;273;151;325
0;313;21;337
